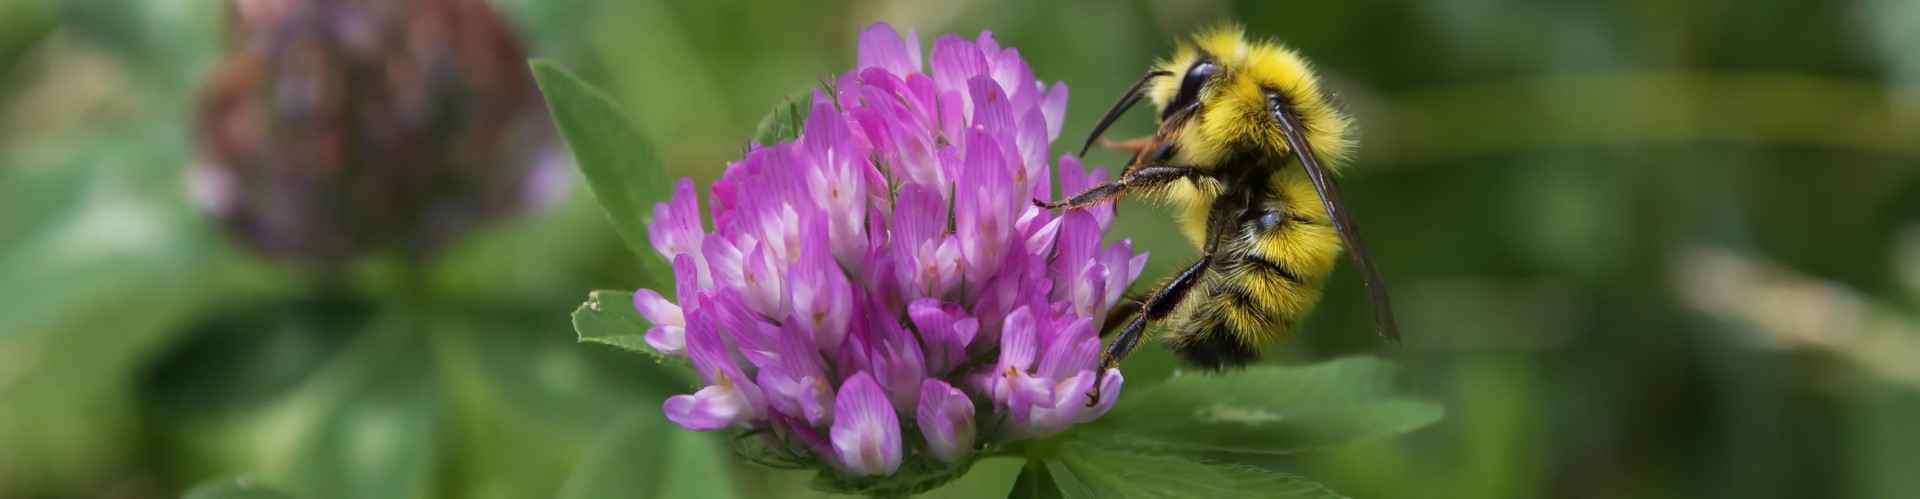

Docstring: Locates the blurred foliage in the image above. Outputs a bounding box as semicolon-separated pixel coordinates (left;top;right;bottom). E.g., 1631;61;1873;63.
1;0;1918;498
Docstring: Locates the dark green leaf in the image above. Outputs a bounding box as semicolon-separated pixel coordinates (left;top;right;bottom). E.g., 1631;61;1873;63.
139;300;367;485
432;306;689;498
1044;460;1096;499
808;454;980;496
556;410;738;499
748;89;815;145
144;300;370;417
277;316;442;499
1007;459;1066;499
916;458;1025;499
181;478;296;499
1050;438;1344;499
1084;357;1443;455
529;60;675;282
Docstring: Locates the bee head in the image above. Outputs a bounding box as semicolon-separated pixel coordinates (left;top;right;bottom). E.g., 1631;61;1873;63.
1148;25;1356;169
1147;24;1244;117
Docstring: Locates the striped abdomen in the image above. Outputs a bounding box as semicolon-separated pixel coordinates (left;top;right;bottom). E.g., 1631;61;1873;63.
1163;169;1343;368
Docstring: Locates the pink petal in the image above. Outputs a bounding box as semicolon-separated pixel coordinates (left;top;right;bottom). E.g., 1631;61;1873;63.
643;325;686;356
1041;81;1068;141
856;23;918;76
631;288;683;328
930;35;989;101
1076;368;1125;423
997;305;1039;380
915;379;976;463
663;382;754;431
830;372;902;476
1037;317;1099;380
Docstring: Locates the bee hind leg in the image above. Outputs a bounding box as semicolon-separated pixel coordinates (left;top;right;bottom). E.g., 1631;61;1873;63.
1086;201;1229;406
1099;296;1145;338
1088;255;1211;406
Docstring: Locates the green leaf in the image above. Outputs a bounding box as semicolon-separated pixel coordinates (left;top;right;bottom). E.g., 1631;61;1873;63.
572;290;682;364
139;299;375;491
181;478;296;499
1084;357;1443;455
431;305;689;499
748;89;815;145
529;60;675;282
0;114;224;495
556;409;738;499
276;315;442;499
1007;459;1066;499
58;0;221;90
1050;438;1344;499
1043;460;1097;498
915;458;1024;499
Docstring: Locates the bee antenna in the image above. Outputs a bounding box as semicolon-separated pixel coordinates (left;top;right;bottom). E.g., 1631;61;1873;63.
1078;70;1171;157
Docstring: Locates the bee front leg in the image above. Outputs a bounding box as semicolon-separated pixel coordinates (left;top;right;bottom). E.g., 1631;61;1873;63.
1034;165;1205;210
1098;136;1154;154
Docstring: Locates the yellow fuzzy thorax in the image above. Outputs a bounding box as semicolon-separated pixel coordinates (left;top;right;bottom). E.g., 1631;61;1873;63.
1146;25;1355;172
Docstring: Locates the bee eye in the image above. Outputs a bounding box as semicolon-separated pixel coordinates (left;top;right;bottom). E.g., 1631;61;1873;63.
1163;61;1218;119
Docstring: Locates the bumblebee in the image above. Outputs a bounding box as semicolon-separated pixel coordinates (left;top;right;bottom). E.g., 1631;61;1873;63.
1039;26;1400;403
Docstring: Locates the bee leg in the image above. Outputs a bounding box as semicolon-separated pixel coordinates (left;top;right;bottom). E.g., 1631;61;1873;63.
1097;136;1153;154
1099;295;1145;338
1086;203;1229;406
1085;256;1210;406
1034;165;1204;210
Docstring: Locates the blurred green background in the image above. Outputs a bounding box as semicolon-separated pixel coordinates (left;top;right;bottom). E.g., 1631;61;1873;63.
3;0;1919;498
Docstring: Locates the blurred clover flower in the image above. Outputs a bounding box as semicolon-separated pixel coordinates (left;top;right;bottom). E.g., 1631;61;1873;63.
190;0;559;269
634;23;1147;492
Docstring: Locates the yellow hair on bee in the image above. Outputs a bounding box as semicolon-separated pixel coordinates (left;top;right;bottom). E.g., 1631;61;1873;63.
1067;21;1396;381
1148;25;1355;250
1128;24;1366;367
1146;24;1355;173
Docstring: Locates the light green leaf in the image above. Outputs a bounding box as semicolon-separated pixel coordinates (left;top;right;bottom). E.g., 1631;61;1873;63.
1006;459;1066;499
556;409;738;499
1050;439;1344;499
748;89;815;146
0;114;224;495
529;60;675;282
57;0;221;90
1084;357;1443;455
572;290;681;364
181;478;296;499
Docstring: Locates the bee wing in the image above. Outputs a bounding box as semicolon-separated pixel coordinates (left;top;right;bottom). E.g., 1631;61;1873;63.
1272;104;1402;344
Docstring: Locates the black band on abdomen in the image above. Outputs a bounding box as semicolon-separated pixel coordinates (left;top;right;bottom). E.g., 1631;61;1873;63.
1239;254;1303;284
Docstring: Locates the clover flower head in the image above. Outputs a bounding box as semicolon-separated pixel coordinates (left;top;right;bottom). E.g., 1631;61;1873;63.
191;0;558;268
635;23;1148;491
